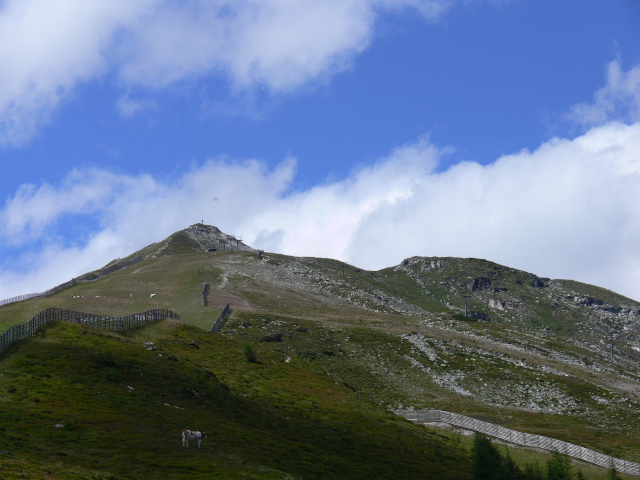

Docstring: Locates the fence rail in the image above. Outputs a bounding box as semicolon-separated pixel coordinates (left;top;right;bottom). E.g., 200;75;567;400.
0;256;143;308
0;307;180;354
211;303;230;333
396;409;640;476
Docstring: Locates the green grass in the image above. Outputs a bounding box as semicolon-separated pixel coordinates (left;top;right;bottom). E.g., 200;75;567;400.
0;253;232;333
223;311;640;465
0;319;469;479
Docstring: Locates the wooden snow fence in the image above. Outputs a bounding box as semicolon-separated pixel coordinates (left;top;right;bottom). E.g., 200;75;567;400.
0;307;180;354
211;303;230;333
396;409;640;476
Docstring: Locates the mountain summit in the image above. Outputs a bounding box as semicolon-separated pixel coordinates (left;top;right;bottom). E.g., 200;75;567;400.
133;223;255;258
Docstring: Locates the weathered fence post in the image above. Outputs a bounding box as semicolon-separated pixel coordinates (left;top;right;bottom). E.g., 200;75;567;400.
211;303;230;332
202;283;210;306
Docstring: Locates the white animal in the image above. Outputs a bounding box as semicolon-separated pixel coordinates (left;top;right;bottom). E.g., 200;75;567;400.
182;429;207;448
150;293;156;298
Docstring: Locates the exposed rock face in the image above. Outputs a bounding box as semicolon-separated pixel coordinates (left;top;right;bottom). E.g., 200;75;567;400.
575;296;604;307
489;299;505;311
391;255;640;355
529;276;548;288
469;311;491;322
470;277;492;291
181;224;254;253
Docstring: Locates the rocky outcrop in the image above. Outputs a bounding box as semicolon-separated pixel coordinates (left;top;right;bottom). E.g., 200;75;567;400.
469;311;491;322
489;299;506;311
135;224;255;258
470;277;492;291
529;275;548;288
389;255;640;358
575;296;604;307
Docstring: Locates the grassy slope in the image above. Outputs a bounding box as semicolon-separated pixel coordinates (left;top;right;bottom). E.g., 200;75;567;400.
224;312;640;465
0;253;229;332
1;320;634;480
0;320;467;480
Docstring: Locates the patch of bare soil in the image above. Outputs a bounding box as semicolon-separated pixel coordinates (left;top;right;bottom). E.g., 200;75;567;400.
206;289;253;311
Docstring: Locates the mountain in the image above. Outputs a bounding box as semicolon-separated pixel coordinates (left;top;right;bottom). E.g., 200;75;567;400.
132;223;255;259
1;225;639;479
391;255;640;348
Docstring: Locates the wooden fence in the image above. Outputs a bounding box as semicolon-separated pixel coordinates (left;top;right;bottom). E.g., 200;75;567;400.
202;283;210;306
0;307;180;355
0;256;143;308
211;303;230;333
396;409;640;476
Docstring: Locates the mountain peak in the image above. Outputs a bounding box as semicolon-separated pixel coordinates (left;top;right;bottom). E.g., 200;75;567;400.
136;223;254;258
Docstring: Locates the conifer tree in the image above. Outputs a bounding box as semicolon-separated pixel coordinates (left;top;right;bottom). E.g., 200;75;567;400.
523;462;544;480
545;451;573;480
471;433;505;480
607;461;622;480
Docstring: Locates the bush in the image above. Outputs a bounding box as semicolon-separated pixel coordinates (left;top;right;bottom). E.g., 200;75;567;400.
243;344;257;363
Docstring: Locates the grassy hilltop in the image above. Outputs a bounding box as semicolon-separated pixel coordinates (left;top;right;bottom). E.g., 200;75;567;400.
1;224;639;479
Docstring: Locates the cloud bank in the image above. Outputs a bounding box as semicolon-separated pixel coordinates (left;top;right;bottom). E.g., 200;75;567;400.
2;121;639;302
0;0;454;145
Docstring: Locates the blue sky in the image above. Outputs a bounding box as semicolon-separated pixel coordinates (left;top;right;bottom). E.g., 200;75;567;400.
1;0;640;302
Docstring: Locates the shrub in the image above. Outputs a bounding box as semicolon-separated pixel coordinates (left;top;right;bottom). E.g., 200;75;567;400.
243;344;257;363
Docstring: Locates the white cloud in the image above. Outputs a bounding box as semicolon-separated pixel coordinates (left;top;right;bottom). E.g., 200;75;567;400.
1;122;640;302
0;0;455;143
243;137;440;258
0;169;123;243
347;123;640;294
118;1;375;91
0;0;157;144
567;59;640;128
